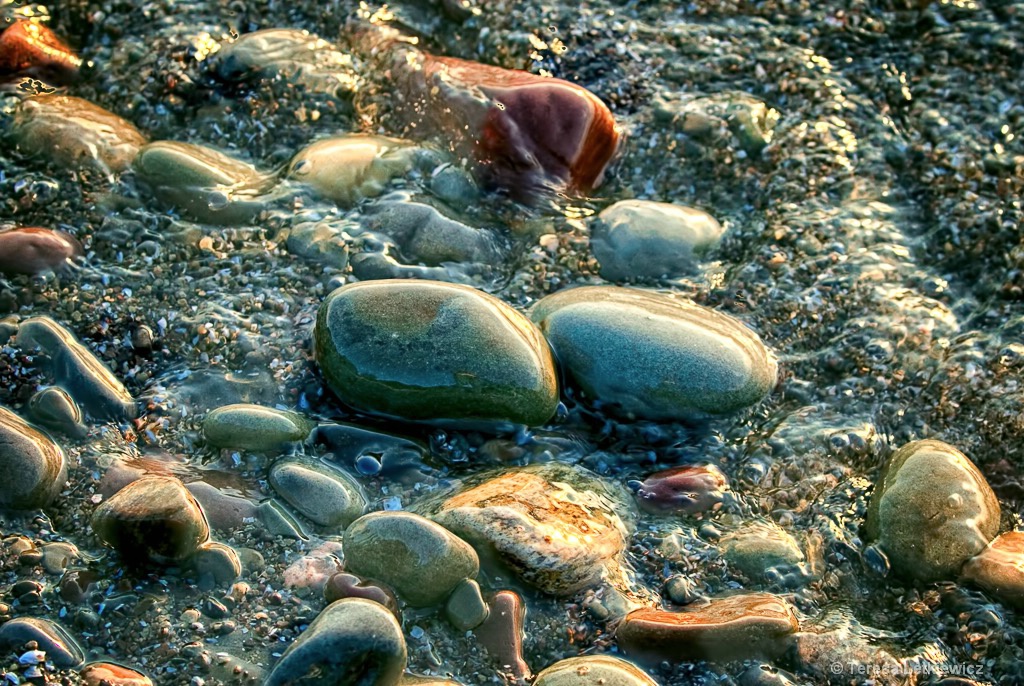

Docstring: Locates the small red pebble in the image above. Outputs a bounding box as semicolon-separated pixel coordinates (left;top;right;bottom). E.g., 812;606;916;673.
0;227;84;276
0;20;82;83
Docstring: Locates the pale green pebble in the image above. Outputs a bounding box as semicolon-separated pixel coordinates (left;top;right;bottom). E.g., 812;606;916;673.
203;403;315;452
530;286;777;420
257;499;308;540
344;511;479;607
533;656;658;686
721;522;805;580
268;458;366;528
288;135;417;206
193;541;243;589
444;578;488;631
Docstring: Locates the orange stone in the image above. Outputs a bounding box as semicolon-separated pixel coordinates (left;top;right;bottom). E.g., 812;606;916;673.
0;227;83;276
962;531;1024;609
616;593;799;663
79;662;153;686
390;45;621;199
0;20;81;82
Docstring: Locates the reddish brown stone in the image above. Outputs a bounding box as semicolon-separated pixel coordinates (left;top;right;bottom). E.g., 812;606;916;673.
962;531;1024;609
616;593;799;663
387;43;621;199
473;590;532;682
0;21;81;82
79;662;153;686
635;464;729;515
324;572;401;619
0;227;83;276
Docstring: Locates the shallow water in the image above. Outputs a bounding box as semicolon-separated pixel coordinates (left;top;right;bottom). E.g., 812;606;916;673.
1;0;1024;684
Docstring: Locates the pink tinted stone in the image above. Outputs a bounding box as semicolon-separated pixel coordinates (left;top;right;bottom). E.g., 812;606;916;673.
635;464;729;515
0;227;83;276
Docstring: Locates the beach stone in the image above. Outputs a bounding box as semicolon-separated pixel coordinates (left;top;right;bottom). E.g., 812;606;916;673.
0;20;81;82
28;386;86;438
269;458;366;528
362;200;501;266
0;406;68;509
133;141;276;224
91;476;210;565
315;279;559;427
184;481;257;532
445;578;488;631
473;590;531;681
401;676;464;686
721;523;805;580
16;316;137;421
324;573;401;618
634;464;729;515
590;200;724;280
344;511;479;607
533;656;658;686
288;136;416;206
530;286;777;419
283;542;344;595
961;532;1024;608
433;464;633;596
257;499;308;540
203;404;314;452
388;46;621;198
192;541;242;588
11;95;145;174
264;598;407;686
0;228;83;276
865;440;1000;582
616;593;799;663
0;617;84;667
79;662;152;686
286;216;352;270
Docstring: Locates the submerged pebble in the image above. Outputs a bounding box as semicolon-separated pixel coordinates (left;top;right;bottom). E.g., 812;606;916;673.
0;227;83;276
28;386;86;438
533;656;658;686
362;199;502;266
0;20;80;82
961;531;1024;609
634;464;729;515
79;662;153;686
0;616;84;667
203;403;314;452
721;522;805;582
531;286;777;419
323;573;401;618
0;406;68;510
269;458;366;528
314;279;559;427
288;136;416;206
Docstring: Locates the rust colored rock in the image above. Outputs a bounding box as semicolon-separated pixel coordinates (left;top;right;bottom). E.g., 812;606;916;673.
385;41;621;198
634;465;729;515
0;21;81;82
323;572;401;619
473;590;532;682
79;662;153;686
616;593;799;663
962;531;1024;609
0;227;83;276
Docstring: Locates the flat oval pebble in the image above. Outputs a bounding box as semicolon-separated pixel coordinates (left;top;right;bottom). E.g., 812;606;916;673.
343;511;479;607
269;458;366;528
79;662;153;686
133;141;276;224
11;95;146;174
0;228;83;276
315;279;559;427
203;404;315;452
288;136;416;206
0;406;68;509
635;464;729;515
530;286;777;419
434;464;633;596
590;200;724;281
362;200;501;266
961;531;1024;608
16;316;137;421
533;656;658;686
616;593;799;663
721;522;805;581
265;598;407;686
0;20;81;82
0;616;84;667
91;476;210;565
865;440;1000;581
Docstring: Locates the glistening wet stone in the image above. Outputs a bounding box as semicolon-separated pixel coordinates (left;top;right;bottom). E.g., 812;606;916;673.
531;286;777;420
0;228;83;276
79;662;153;686
961;532;1024;608
203;404;315;452
314;279;559;427
268;458;366;528
865;440;1000;582
634;465;729;515
0;406;68;510
287;136;416;206
0;20;81;82
533;656;658;686
0;617;84;667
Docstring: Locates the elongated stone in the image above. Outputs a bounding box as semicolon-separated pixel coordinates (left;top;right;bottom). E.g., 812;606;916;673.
0;406;67;509
16;316;136;420
11;95;145;174
531;286;777;420
865;440;1000;582
203;404;314;452
314;280;558;427
634;465;729;515
0;227;83;276
0;20;81;83
616;593;799;663
269;458;366;528
0;617;84;667
288;136;416;206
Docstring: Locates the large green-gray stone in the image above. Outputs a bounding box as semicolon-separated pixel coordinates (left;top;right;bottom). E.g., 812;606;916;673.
203;404;314;452
314;279;558;427
865;439;1000;582
0;406;68;509
265;598;406;686
530;286;777;420
343;511;479;607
